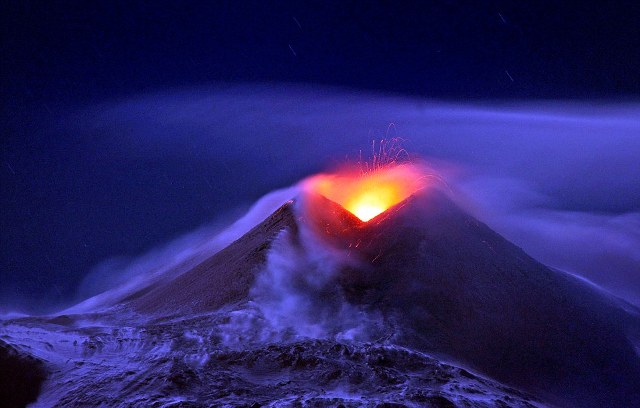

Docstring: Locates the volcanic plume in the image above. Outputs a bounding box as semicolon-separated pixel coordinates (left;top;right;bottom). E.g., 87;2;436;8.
2;154;639;407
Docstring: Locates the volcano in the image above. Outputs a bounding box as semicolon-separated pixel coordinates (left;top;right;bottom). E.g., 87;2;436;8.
301;190;640;407
2;186;639;407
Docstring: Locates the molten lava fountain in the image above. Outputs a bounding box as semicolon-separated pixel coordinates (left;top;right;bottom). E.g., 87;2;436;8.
304;162;427;222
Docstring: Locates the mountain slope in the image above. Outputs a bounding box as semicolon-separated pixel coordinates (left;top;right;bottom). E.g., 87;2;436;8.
305;190;640;408
121;201;297;316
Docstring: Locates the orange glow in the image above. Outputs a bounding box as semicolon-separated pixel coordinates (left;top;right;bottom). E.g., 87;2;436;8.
306;164;425;222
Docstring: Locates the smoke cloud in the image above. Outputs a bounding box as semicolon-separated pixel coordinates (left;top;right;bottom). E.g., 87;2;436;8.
457;176;640;304
2;84;638;312
251;223;381;340
217;196;389;347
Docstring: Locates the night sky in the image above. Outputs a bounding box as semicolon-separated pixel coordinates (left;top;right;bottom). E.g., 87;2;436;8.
2;1;639;313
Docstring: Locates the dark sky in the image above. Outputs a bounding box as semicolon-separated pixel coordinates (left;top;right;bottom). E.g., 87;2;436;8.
1;1;639;313
3;0;639;106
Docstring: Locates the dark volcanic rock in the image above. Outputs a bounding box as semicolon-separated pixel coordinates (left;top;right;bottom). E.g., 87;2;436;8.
305;190;640;408
0;339;48;408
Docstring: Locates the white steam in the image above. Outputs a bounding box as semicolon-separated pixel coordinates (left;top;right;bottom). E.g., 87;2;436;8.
220;204;386;346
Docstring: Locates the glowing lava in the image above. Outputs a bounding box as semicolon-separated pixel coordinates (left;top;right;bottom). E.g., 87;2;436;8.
306;163;425;222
